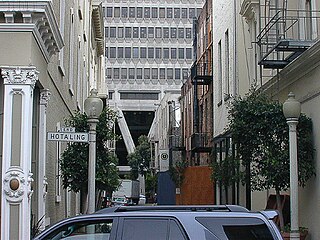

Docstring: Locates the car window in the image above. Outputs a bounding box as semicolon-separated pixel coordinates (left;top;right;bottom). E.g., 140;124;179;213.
43;220;113;240
196;217;274;240
121;218;167;240
169;220;187;240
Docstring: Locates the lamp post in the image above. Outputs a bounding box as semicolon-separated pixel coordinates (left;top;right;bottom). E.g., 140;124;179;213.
283;92;301;240
84;89;103;214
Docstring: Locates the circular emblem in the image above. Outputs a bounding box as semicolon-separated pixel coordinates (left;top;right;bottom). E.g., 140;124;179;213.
161;153;168;160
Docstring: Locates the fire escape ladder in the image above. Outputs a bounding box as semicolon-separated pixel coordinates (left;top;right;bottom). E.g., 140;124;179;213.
257;0;316;70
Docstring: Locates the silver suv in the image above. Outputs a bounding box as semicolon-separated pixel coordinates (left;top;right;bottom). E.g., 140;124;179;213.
34;205;283;240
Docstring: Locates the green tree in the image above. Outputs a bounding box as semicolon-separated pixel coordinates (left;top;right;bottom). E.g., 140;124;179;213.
127;135;151;179
60;108;120;211
213;89;315;230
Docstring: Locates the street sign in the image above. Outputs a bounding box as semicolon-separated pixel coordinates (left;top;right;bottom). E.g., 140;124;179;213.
47;132;89;142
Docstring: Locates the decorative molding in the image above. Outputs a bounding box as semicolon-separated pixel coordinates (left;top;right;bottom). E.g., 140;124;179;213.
40;89;51;107
240;0;259;23
3;167;26;203
1;67;38;88
0;1;64;62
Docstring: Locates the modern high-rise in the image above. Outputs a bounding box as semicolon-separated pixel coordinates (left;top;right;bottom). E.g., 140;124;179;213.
102;0;205;166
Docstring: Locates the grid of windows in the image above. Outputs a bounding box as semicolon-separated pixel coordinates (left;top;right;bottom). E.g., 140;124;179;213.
105;26;192;40
104;6;202;20
106;47;193;60
106;67;189;81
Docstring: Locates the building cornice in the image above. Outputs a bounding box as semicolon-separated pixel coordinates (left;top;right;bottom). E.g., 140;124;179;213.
240;0;259;22
0;1;64;62
92;2;104;56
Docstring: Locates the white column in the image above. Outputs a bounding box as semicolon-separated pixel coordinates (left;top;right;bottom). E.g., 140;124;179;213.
288;120;300;240
1;66;38;240
38;89;51;231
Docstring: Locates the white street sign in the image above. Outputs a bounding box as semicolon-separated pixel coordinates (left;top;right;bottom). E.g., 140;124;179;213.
47;132;89;142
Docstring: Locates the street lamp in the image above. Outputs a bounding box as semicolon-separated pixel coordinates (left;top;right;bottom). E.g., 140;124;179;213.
283;92;301;240
84;89;103;214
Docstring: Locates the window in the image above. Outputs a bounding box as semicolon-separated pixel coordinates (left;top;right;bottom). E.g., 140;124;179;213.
155;27;162;38
181;8;187;18
106;68;112;79
133;27;139;38
137;7;143;18
175;68;181;80
125;47;131;58
144;7;150;18
129;68;135;79
167;8;173;18
148;47;154;58
117;47;124;58
170;27;177;38
110;47;116;58
140;27;147;38
163;27;169;38
106;7;113;17
189;8;195;19
140;47;147;58
148;27;154;38
105;27;109;38
105;47;109;58
129;7;135;18
155;48;161;59
186;48;192;59
178;28;184;38
113;68;120;79
118;27;124;38
120;92;159;100
125;27;132;38
110;27;116;38
174;8;180;18
114;7;120;18
152;7;158;18
121;7;128;18
196;217;274;240
45;220;114;239
186;28;192;38
196;8;202;17
159;8;165;18
121;68;127;79
178;48;184;59
152;68;158;79
120;218;186;240
218;40;222;103
225;30;230;96
144;68;150;79
182;68;189;80
163;48;169;59
171;48;177;59
160;68;166;79
167;68;173;79
137;68;142;79
133;47;139;58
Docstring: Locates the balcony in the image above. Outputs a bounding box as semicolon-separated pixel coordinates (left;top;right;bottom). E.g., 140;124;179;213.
257;9;320;69
191;132;211;152
190;61;212;85
169;135;185;151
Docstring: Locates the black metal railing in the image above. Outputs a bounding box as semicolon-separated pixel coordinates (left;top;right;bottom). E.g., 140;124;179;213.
191;132;211;152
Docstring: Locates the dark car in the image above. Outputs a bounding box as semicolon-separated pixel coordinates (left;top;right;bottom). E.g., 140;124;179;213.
33;205;283;240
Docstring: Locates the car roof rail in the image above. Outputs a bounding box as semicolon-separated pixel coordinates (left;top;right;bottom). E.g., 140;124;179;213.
110;205;249;213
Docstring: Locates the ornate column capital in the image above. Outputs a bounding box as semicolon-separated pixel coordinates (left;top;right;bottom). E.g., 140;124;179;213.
1;66;38;88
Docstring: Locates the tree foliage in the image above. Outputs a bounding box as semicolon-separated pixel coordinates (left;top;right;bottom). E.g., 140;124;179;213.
213;89;315;193
60;107;120;194
127;135;151;179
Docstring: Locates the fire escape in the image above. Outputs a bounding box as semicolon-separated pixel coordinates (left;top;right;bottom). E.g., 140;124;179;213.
190;9;213;154
257;0;319;71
